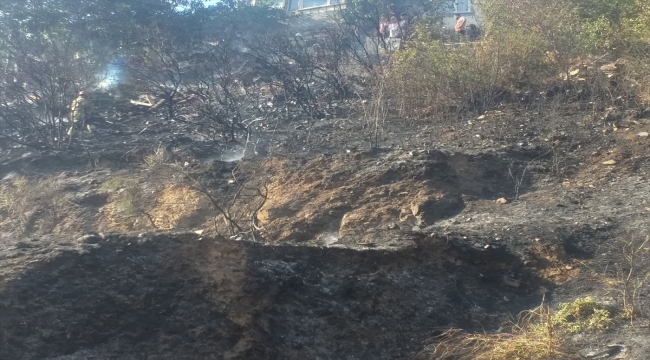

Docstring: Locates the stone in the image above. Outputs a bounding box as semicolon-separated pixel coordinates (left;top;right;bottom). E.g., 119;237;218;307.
599;63;618;73
502;276;521;288
578;344;628;359
79;233;102;244
496;198;508;204
637;132;648;137
602;160;617;165
14;242;31;249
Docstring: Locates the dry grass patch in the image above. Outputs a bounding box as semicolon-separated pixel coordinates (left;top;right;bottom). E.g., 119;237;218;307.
0;175;69;235
417;297;614;360
99;174;202;231
417;304;565;360
148;184;202;229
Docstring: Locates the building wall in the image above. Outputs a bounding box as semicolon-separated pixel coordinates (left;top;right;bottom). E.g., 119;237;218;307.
271;0;483;30
442;0;481;29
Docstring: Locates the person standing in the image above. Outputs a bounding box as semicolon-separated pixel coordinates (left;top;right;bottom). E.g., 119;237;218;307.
387;16;402;51
67;90;93;136
454;13;467;42
388;16;401;38
379;16;389;38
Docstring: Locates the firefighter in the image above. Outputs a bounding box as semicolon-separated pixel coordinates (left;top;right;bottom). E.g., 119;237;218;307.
67;90;93;136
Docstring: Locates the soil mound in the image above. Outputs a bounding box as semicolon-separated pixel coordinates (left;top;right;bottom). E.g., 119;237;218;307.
258;149;515;246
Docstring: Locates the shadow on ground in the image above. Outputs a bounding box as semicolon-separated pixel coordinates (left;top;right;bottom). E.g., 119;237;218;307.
0;233;544;360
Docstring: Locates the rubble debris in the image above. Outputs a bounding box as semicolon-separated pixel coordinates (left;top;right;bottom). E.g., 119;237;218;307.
129;94;165;109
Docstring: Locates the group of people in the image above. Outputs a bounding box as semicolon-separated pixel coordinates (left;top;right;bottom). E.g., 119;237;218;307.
377;13;411;51
378;13;410;40
376;12;473;49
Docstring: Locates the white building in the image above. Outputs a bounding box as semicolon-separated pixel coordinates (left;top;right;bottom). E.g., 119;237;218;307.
252;0;480;26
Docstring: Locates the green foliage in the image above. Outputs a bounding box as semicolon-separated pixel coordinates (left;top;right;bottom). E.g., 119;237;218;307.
569;0;650;52
581;16;617;52
621;0;650;45
386;30;552;114
387;0;650;116
551;297;613;333
478;0;583;67
571;0;636;23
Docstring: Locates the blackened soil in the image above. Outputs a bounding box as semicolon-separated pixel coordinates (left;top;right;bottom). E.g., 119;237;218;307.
0;233;541;359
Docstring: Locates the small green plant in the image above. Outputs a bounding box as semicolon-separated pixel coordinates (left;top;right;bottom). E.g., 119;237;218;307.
99;175;135;193
100;175;158;228
551;297;613;333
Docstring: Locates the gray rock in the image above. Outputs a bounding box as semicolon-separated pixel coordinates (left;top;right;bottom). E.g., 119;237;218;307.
15;242;31;249
578;344;628;359
79;233;103;244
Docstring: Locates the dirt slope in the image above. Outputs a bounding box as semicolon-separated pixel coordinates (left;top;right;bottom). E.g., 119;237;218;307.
1;90;650;358
257;149;519;247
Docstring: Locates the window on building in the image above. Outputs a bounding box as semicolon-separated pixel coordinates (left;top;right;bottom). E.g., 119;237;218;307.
454;0;470;13
302;0;328;8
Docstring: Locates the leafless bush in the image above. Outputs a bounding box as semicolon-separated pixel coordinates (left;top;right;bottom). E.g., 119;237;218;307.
127;25;194;120
360;77;388;148
0;36;101;148
507;149;551;200
123;147;270;237
174;161;269;238
185;41;263;142
611;235;650;321
249;34;331;119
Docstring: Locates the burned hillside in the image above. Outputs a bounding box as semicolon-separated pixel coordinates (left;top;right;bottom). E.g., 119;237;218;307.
2;0;650;359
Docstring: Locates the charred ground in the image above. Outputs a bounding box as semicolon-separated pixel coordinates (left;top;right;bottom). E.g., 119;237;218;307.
1;81;649;359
